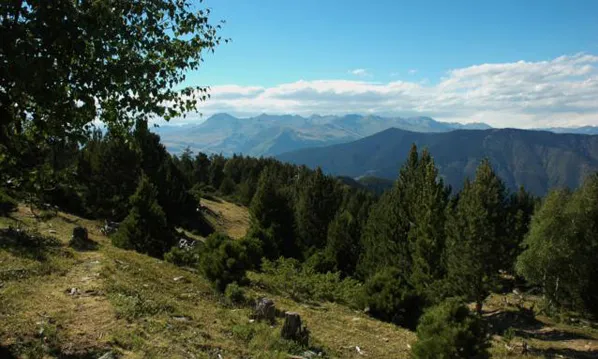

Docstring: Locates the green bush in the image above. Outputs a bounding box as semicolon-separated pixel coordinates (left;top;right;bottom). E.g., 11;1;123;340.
412;298;489;359
0;189;18;215
164;245;200;267
199;233;249;292
242;234;266;270
224;282;246;305
361;267;424;329
254;257;363;307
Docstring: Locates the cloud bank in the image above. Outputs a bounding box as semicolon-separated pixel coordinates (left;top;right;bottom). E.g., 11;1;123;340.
183;53;598;128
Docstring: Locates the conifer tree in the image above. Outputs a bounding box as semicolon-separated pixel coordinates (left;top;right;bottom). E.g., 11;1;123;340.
408;149;449;300
294;167;340;254
445;159;508;314
325;210;360;276
412;298;489;359
359;145;419;278
249;166;296;258
112;174;175;258
503;186;535;272
359;145;448;290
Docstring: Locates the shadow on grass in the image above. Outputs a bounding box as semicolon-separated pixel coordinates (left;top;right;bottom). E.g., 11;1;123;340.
68;238;99;252
530;347;598;359
0;227;61;261
520;328;595;342
0;345;17;359
486;308;544;335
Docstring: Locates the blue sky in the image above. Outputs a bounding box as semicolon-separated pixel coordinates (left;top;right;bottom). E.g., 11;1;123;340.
177;0;598;128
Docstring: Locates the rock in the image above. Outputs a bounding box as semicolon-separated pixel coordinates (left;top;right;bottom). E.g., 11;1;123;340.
254;298;276;323
172;316;191;322
98;352;116;359
302;350;318;358
281;312;309;345
100;220;120;236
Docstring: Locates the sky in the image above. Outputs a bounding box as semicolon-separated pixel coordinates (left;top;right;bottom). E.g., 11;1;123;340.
175;0;598;128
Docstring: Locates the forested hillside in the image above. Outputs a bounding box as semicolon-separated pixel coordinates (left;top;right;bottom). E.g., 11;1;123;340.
2;1;598;358
277;127;598;195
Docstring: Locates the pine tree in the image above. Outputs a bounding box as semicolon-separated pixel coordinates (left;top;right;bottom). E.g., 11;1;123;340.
325;210;360;276
112;174;175;258
503;186;535;272
359;145;419;278
445;159;508;314
408;149;449;300
249;166;297;258
294;167;340;254
412;298;489;359
359;144;448;290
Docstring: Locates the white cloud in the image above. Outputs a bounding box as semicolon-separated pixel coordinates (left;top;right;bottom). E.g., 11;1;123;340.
408;69;418;74
348;68;370;77
182;53;598;128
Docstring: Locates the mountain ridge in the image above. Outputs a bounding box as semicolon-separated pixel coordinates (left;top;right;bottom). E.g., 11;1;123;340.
276;127;598;195
155;113;598;156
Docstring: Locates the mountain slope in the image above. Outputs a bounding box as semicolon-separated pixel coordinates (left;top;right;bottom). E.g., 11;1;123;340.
154;113;492;156
276;128;598;195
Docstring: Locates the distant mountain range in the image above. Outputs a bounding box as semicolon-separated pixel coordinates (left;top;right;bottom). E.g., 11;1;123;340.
276;128;598;195
154;113;492;156
155;113;598;157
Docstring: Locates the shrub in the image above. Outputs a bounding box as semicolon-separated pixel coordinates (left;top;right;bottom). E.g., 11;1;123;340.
242;234;266;270
361;267;424;329
412;298;489;359
0;189;18;215
254;257;363;307
164;245;200;267
224;282;246;305
199;233;249;292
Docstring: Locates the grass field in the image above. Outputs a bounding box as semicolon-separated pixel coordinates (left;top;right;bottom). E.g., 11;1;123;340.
1;203;597;358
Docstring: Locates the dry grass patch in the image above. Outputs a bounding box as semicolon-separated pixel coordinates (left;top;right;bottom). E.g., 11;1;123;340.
201;198;250;239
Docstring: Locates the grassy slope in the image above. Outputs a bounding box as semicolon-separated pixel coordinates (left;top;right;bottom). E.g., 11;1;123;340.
0;205;414;358
2;203;598;358
201;198;251;240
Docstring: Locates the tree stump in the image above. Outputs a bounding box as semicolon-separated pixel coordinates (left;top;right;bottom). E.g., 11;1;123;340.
69;226;96;250
281;312;309;345
254;298;276;323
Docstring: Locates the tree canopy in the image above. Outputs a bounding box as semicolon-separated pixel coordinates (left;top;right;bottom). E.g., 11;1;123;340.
1;0;224;173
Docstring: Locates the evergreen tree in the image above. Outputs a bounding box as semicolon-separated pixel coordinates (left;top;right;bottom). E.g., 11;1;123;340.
359;145;448;290
209;154;227;189
361;267;424;329
503;186;536;272
408;149;449;301
445;159;508;314
248;166;297;258
193;153;211;184
325;210;360;276
294;167;340;254
412;298;489;359
199;233;249;292
112;174;175;258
